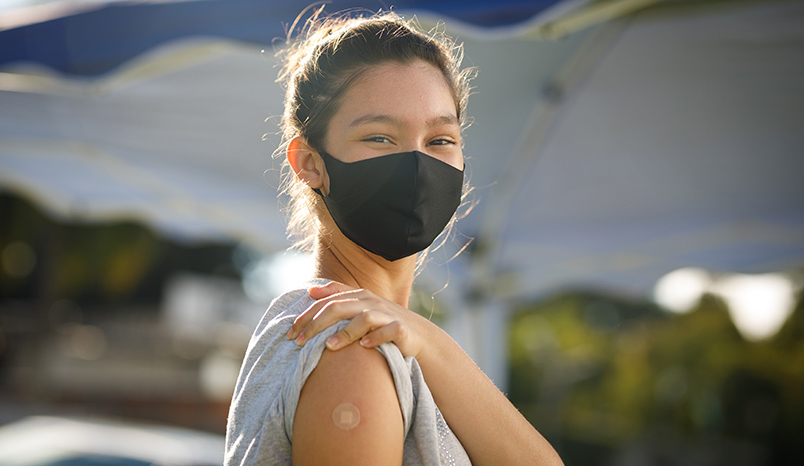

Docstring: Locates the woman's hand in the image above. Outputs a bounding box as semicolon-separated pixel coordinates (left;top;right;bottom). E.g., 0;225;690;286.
286;281;428;358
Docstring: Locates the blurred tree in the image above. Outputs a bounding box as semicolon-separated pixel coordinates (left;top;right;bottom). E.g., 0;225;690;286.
0;192;245;432
0;193;239;309
509;286;804;466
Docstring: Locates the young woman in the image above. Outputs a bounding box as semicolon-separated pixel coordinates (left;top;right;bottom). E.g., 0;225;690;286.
225;11;563;466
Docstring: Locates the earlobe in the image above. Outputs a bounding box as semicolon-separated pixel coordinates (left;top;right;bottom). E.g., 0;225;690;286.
287;136;326;192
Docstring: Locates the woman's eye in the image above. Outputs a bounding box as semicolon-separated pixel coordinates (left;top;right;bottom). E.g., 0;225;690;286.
427;138;456;146
363;135;392;144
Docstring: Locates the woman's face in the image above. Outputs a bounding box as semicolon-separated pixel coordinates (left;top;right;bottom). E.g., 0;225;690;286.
323;60;463;170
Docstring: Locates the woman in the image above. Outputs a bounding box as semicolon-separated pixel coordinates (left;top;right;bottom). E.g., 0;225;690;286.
225;11;563;466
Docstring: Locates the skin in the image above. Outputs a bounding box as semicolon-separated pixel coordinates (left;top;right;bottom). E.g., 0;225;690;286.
287;60;564;466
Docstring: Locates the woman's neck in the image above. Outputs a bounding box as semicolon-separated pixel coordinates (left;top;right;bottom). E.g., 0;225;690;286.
312;236;415;307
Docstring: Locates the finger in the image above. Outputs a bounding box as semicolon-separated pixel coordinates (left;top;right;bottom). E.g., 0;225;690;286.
286;284;352;340
308;281;355;300
325;309;391;351
294;297;371;346
288;288;375;341
287;302;319;341
357;321;408;351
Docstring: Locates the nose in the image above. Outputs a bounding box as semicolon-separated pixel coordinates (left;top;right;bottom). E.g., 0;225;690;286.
400;142;427;154
399;140;463;171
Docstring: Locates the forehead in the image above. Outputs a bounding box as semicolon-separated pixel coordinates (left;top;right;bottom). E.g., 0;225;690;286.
336;61;458;120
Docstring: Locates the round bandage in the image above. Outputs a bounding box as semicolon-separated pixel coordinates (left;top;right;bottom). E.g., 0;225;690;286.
332;402;360;430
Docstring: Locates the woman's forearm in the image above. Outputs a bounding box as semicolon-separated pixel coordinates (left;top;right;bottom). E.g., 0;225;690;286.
414;316;564;466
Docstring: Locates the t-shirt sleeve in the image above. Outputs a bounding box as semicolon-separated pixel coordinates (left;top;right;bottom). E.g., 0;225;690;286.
281;321;414;441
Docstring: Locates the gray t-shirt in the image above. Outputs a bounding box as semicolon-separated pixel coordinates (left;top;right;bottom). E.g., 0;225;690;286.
225;279;471;465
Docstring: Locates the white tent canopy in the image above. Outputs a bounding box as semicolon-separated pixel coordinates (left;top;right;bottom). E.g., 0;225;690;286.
450;0;804;302
0;38;288;247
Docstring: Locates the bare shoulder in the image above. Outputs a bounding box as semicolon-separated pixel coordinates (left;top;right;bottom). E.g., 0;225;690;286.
292;342;404;465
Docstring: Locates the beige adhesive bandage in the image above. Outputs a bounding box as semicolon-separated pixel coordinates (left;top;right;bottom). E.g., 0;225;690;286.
332;402;360;430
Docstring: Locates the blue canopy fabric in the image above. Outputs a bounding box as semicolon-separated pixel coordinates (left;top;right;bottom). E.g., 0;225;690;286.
0;0;563;76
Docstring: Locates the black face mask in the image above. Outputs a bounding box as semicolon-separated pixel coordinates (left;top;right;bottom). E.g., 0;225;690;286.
313;150;464;261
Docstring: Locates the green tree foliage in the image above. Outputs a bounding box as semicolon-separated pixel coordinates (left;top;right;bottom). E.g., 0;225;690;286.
509;288;804;465
0;193;238;306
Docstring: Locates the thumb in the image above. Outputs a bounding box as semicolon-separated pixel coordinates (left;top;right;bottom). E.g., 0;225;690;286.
308;280;354;299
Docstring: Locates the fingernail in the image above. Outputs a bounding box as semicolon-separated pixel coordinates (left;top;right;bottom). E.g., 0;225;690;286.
359;337;369;347
295;334;305;346
326;336;339;350
287;328;294;339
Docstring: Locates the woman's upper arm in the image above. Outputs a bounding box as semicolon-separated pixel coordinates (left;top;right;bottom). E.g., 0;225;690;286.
292;341;404;465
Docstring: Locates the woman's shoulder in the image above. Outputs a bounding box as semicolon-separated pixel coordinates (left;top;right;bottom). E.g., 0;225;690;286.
232;281;326;405
251;279;332;338
269;279;330;318
292;341;405;464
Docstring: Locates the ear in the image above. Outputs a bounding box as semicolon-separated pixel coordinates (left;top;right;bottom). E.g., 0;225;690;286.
287;136;328;194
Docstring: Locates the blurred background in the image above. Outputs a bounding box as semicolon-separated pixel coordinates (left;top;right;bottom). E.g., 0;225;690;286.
1;0;803;465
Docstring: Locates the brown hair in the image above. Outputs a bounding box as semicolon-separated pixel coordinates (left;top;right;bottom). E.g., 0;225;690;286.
276;10;474;254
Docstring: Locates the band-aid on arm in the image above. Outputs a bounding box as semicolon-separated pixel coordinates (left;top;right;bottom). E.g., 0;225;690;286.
332;402;361;430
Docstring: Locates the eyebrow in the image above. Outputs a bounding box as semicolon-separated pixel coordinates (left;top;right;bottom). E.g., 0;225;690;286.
348;113;459;128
